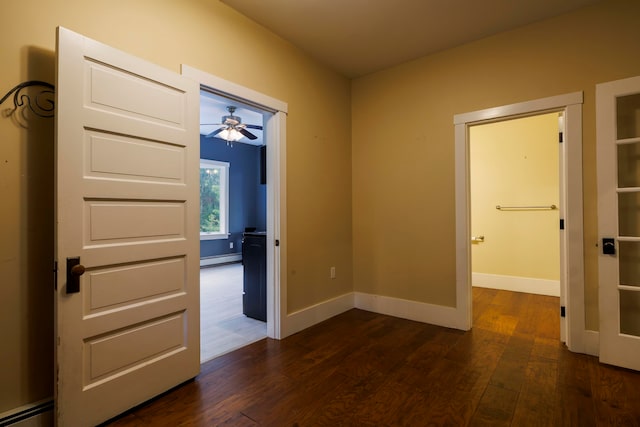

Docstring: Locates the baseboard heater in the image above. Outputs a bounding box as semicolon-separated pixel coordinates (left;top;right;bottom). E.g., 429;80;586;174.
200;253;242;267
0;399;53;426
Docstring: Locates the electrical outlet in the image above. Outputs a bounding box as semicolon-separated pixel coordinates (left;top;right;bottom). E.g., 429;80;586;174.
330;266;336;279
230;242;234;249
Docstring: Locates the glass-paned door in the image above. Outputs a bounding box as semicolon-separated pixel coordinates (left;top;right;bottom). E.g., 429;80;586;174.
597;75;640;370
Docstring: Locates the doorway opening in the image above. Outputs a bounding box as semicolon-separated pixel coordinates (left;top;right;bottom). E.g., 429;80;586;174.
181;65;288;362
468;112;562;340
198;90;269;362
470;112;561;297
454;92;589;353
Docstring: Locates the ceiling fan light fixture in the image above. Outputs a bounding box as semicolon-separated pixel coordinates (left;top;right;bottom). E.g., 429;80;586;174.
219;127;243;142
202;105;262;143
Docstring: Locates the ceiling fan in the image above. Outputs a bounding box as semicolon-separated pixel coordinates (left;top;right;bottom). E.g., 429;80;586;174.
202;106;262;142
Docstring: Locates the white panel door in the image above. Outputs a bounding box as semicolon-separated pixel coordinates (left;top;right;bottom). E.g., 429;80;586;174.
597;75;640;371
55;27;200;426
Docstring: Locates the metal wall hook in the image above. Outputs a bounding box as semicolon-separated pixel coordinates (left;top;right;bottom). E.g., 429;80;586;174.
1;80;55;127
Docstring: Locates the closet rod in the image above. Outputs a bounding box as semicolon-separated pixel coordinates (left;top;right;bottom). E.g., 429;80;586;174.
496;204;557;210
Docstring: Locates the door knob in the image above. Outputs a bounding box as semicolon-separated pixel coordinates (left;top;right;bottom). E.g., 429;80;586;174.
71;264;86;277
66;257;85;294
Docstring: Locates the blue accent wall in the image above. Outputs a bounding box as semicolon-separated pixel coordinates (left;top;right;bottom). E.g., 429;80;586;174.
200;136;266;258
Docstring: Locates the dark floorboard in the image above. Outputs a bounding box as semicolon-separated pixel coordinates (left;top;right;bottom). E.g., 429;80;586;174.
107;288;640;426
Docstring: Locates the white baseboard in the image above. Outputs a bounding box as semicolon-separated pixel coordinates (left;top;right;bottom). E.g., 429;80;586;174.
354;292;467;330
200;253;242;267
282;291;469;338
472;272;560;297
283;293;354;338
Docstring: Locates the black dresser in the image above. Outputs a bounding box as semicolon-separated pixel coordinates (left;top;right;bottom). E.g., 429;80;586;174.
242;232;266;321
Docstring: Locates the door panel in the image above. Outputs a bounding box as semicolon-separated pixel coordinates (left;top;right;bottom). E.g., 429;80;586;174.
86;200;185;241
86;131;186;183
56;27;200;426
597;75;640;371
84;314;186;386
86;258;186;312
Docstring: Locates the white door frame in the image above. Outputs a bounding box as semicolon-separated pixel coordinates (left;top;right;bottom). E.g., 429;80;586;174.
453;92;590;354
181;65;287;339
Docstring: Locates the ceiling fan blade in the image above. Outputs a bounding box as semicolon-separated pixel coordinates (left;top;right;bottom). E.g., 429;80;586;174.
245;124;263;130
205;127;224;138
238;128;258;140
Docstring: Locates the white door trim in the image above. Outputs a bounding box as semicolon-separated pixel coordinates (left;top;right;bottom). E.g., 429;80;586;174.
181;65;287;339
181;66;287;114
453;92;588;353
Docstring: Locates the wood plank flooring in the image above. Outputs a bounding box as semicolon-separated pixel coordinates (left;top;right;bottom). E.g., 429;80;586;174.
107;288;640;426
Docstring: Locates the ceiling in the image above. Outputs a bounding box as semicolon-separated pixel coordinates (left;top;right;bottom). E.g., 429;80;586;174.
221;0;602;78
200;90;265;146
202;0;601;139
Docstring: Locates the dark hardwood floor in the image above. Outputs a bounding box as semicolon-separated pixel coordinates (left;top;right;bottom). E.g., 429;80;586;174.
108;288;640;426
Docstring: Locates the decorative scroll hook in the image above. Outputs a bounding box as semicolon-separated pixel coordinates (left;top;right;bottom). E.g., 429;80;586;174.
1;80;55;127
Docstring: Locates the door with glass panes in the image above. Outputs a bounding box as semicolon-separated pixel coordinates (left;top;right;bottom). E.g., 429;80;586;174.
597;75;640;371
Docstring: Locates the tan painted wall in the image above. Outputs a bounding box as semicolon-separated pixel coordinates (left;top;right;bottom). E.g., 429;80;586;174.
4;0;640;417
352;0;640;318
0;0;352;413
470;113;560;280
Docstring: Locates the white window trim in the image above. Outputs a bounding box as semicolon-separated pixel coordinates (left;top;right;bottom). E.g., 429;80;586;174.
200;159;230;240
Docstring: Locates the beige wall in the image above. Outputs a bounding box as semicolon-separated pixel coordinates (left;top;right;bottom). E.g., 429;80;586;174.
352;0;640;317
470;113;560;280
0;0;352;413
4;0;640;417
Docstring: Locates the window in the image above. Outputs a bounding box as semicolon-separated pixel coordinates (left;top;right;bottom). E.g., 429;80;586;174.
200;159;230;240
